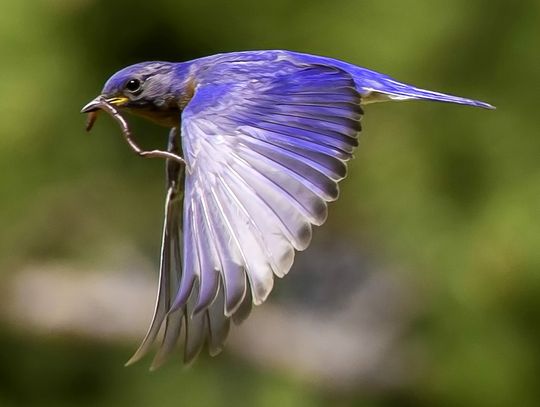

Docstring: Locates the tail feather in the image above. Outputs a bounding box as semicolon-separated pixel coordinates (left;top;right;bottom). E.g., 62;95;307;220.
341;65;494;109
362;86;494;110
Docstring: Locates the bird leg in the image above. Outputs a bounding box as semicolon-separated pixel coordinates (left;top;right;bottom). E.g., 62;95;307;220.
84;97;186;165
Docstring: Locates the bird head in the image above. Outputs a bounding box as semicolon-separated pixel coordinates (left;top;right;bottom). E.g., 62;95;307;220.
81;62;181;127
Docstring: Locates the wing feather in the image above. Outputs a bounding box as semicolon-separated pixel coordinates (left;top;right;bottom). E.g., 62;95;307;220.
237;137;340;200
150;202;184;370
214;171;295;279
183;286;207;363
211;175;275;304
225;158;314;248
134;61;363;365
239;125;352;161
170;197;198;311
247;137;348;181
206;286;231;356
206;184;248;314
190;191;221;314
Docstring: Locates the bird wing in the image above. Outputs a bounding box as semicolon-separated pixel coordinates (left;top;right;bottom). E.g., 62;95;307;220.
133;60;363;366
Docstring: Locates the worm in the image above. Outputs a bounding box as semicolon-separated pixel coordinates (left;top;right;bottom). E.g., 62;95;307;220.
83;99;185;165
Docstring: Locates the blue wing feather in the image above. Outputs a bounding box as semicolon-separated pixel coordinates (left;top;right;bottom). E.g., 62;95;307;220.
168;61;362;359
239;132;348;181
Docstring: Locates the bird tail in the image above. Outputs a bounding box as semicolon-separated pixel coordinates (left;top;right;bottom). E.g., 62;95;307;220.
362;85;494;110
347;68;494;109
359;78;494;109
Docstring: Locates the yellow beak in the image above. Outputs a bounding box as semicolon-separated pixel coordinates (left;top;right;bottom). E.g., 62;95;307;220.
106;96;129;106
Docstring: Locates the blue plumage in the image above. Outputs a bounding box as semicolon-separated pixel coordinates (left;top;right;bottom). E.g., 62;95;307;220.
82;50;493;367
101;50;493;112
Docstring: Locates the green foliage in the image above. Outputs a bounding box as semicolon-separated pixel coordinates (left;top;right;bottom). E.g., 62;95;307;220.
1;0;538;406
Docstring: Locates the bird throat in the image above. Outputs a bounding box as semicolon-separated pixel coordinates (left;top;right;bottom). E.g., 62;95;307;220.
125;105;181;128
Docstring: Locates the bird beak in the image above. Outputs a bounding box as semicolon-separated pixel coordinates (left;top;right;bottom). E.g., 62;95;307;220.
81;95;130;131
80;96;129;113
81;96;102;113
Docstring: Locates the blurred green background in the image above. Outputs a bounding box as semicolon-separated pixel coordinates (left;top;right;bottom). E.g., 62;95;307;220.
1;0;539;406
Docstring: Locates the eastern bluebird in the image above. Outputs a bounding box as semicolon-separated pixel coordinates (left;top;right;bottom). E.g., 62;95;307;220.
81;50;493;368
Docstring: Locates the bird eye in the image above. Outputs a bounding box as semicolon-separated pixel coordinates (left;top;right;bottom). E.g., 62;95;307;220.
125;79;142;93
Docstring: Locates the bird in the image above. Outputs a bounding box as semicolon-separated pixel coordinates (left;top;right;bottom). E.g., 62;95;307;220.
81;50;493;369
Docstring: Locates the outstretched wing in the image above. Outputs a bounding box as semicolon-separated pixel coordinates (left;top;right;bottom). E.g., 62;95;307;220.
131;60;363;366
178;61;363;356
